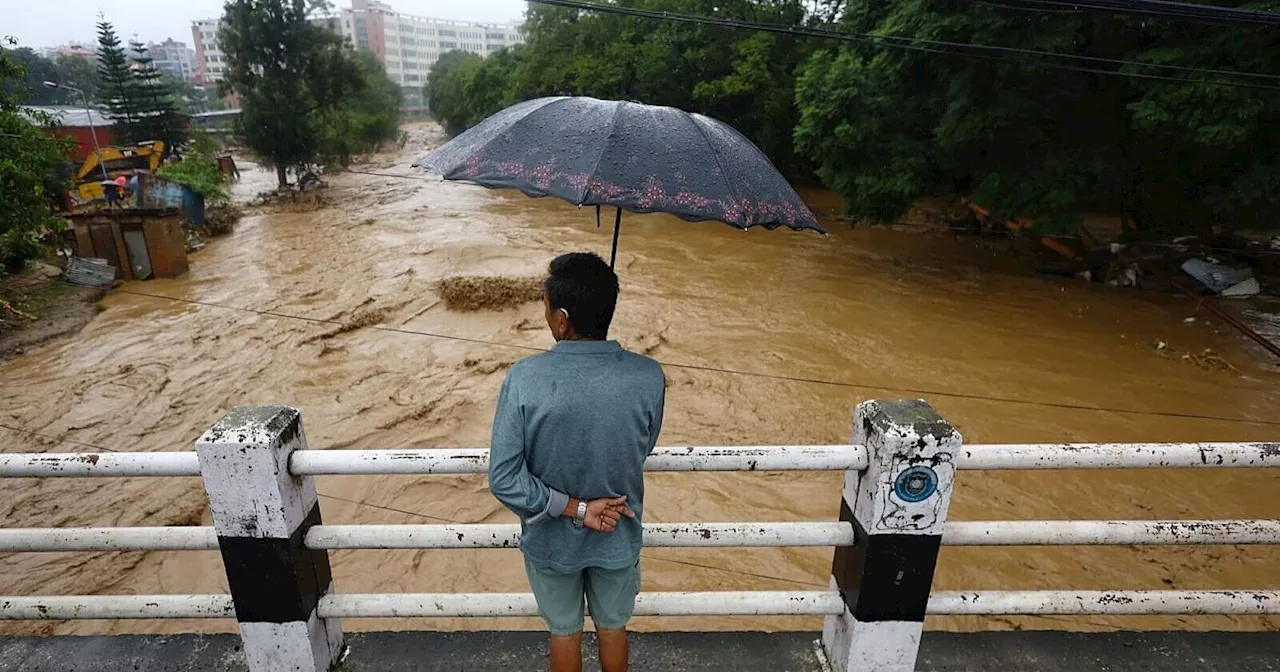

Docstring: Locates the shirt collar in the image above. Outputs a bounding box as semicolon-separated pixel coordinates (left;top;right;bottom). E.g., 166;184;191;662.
551;340;622;354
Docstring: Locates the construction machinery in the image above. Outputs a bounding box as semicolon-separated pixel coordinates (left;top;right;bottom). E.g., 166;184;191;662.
73;141;166;202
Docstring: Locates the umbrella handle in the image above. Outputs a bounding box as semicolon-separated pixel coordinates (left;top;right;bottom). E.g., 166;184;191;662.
610;207;622;269
596;205;601;228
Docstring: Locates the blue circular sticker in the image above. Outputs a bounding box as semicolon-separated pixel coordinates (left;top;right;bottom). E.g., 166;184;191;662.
894;466;938;503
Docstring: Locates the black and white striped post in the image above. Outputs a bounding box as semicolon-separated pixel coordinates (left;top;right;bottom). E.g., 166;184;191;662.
196;406;344;672
823;400;960;672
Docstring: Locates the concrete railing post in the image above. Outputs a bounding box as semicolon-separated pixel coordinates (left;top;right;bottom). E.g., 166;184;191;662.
823;400;960;672
196;406;344;672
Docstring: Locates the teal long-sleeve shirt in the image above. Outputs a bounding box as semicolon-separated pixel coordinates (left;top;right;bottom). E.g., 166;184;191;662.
488;339;665;573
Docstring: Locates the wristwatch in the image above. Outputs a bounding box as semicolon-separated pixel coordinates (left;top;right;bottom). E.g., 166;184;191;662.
572;500;587;528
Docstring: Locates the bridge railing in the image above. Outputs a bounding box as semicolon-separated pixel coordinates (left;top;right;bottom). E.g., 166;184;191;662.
1;401;1277;672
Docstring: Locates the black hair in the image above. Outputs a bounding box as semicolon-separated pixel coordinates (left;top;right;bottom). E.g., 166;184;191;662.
544;252;619;340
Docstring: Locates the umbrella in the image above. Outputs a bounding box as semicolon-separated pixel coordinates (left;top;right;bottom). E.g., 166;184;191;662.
412;96;825;267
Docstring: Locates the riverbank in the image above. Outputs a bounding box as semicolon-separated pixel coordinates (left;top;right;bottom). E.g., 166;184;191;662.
1;121;1277;638
0;264;104;362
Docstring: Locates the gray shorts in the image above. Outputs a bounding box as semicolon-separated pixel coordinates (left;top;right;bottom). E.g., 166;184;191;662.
524;555;641;636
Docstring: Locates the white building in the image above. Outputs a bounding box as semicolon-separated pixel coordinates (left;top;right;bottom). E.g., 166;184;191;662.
190;18;227;84
339;0;524;114
150;39;198;81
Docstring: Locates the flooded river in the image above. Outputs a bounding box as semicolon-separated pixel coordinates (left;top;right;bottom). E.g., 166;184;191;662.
2;123;1277;636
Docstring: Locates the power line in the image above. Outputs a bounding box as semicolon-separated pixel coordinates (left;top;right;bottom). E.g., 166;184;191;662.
983;0;1280;26
527;0;1280;91
105;285;1280;427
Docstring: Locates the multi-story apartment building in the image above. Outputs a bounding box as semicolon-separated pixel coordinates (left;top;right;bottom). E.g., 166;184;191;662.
339;0;524;114
149;39;198;81
190;18;227;85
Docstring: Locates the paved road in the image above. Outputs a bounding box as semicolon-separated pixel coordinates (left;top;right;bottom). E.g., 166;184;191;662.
2;631;1279;671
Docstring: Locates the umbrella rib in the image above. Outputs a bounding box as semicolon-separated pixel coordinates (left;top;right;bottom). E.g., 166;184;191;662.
579;101;627;206
684;113;745;229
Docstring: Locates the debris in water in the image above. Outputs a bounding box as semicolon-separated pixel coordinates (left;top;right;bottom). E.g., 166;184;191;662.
299;306;389;344
438;276;543;312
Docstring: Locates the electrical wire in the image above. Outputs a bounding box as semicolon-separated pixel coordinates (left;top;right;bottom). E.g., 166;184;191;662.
102;284;1280;427
982;0;1280;26
526;0;1280;90
8;255;1278;427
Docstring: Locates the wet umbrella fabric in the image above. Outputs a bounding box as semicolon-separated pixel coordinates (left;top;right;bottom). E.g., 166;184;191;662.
411;96;824;266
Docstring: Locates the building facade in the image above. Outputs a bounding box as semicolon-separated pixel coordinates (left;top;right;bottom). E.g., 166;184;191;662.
339;0;524;115
150;39;198;81
190;18;227;85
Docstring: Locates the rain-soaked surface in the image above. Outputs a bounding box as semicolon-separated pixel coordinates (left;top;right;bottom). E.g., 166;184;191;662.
1;122;1277;636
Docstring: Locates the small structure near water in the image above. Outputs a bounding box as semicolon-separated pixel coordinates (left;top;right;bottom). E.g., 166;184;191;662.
67;209;189;281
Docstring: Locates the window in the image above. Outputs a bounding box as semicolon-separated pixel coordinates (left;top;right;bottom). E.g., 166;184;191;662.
440;41;457;49
486;32;505;41
402;48;417;58
406;73;420;82
438;29;456;37
486;44;500;52
419;27;434;35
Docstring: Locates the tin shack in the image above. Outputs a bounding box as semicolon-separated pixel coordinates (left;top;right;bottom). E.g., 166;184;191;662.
67;209;189;281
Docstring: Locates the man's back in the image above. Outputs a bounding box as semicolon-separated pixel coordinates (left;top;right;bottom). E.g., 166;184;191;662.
492;340;665;573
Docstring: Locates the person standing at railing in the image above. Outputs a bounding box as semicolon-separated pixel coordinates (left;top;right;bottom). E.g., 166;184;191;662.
489;252;666;672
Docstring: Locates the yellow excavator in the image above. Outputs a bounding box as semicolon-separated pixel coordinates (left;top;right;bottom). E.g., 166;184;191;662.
73;141;166;201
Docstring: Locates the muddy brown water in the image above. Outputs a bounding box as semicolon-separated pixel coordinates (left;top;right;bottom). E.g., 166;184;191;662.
1;123;1278;637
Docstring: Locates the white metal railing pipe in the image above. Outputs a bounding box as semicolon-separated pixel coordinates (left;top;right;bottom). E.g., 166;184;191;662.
0;452;201;478
6;442;1276;478
289;445;865;475
5;589;1277;620
0;527;218;552
959;442;1280;469
928;590;1280;615
0;595;234;619
943;519;1280;545
304;521;855;550
7;518;1275;553
317;591;845;618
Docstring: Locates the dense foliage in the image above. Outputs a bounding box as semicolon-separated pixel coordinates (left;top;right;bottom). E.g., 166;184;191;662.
795;1;1280;234
428;1;815;177
428;0;1280;235
317;51;403;167
220;0;400;185
3;48;98;105
0;40;70;271
158;132;227;200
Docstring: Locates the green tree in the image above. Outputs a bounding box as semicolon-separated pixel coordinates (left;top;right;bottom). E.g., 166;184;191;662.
429;1;816;177
318;51;402;166
794;1;1280;234
426;50;484;136
219;0;370;186
126;40;187;149
4;48;63;104
55;54;99;102
96;20;141;135
0;39;71;271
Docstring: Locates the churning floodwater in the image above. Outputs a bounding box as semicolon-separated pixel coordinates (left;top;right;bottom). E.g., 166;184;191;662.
1;122;1277;636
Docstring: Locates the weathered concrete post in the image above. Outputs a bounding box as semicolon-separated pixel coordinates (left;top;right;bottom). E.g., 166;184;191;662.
823;399;960;672
196;406;344;672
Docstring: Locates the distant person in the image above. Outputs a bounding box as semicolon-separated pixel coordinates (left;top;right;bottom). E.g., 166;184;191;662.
489;252;666;672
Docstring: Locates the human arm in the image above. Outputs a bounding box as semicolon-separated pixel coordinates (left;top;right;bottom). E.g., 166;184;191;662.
487;373;570;524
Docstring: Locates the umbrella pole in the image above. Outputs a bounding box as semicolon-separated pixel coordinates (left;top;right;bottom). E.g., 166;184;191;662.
610;207;622;269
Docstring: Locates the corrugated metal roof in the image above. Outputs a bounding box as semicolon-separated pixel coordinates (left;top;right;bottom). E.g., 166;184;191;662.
64;257;117;288
21;106;115;128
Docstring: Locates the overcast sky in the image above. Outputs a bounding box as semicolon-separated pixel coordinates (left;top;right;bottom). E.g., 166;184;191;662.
8;0;529;49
